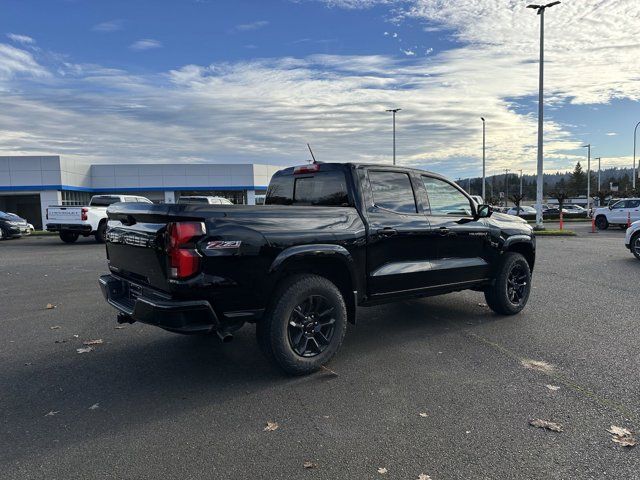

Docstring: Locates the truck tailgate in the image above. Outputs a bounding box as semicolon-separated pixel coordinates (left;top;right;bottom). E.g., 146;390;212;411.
47;206;82;222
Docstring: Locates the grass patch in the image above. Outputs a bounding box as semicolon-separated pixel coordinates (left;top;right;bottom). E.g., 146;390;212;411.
534;229;577;236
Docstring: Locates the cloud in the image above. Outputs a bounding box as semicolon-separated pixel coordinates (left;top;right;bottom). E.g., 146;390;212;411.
0;43;49;80
129;39;162;51
401;49;415;56
233;20;269;32
606;132;618;136
92;20;124;33
6;33;35;45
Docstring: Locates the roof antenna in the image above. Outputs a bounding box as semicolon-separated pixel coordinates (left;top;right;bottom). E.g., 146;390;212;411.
307;143;318;164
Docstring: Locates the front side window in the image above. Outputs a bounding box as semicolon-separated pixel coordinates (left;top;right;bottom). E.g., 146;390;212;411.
612;201;625;209
422;176;472;216
368;171;417;214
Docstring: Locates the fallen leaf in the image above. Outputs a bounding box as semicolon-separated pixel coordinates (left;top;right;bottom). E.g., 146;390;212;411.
76;347;93;354
419;412;428;418
50;325;61;330
378;467;388;474
608;426;633;437
72;334;79;338
114;326;126;330
607;426;637;447
83;339;103;346
45;411;59;416
545;385;560;391
529;418;563;432
264;421;279;432
24;362;33;366
89;403;100;410
418;475;432;480
521;359;554;373
45;303;57;310
303;461;317;469
477;302;488;307
54;339;67;344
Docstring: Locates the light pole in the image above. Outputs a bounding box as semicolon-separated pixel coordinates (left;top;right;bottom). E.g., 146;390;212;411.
386;108;401;166
634;121;640;190
481;117;486;200
595;157;601;192
519;169;523;196
505;168;510;206
528;1;561;229
582;144;591;216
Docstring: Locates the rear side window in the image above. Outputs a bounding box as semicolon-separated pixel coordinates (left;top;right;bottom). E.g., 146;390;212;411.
627;200;640;208
266;171;349;206
90;196;121;207
368;171;417;214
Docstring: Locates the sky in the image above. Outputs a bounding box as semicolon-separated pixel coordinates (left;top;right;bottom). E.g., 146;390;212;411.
1;0;639;179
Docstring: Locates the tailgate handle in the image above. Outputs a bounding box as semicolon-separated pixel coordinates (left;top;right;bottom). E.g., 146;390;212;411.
119;214;137;226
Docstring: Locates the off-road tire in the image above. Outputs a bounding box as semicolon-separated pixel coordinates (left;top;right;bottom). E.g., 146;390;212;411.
59;231;79;243
595;215;608;230
256;274;347;375
484;252;531;315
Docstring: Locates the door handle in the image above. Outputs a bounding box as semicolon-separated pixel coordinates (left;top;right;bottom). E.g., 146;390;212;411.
377;227;397;237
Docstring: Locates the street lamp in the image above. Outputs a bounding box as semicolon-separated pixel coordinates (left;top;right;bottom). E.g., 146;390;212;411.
528;1;561;229
386;108;401;166
634;121;640;190
481;117;486;200
582;144;591;216
519;169;524;196
505;168;510;206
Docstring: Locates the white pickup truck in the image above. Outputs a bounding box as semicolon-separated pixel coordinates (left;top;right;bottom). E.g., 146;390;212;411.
46;195;152;243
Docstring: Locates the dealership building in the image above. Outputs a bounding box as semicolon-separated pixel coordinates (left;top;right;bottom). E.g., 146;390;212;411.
0;156;282;229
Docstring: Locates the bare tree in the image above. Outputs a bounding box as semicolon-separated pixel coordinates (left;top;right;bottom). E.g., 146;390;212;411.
510;193;525;216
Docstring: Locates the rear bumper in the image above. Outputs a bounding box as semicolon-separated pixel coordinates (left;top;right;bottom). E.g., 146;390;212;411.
46;223;92;233
98;274;219;333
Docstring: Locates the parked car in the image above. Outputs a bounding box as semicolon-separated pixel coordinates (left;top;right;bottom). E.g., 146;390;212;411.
563;205;587;214
625;220;640;260
0;211;30;239
8;213;34;234
543;207;569;215
99;162;535;375
507;205;537;216
592;198;640;230
177;196;233;205
46;195;152;243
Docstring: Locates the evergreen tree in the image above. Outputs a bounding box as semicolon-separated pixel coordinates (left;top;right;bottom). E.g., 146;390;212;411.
569;162;586;196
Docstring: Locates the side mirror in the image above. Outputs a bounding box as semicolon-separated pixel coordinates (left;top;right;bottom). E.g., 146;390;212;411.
476;204;493;219
609;205;613;210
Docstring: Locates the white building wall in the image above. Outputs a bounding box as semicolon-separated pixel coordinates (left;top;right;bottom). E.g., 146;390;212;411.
40;190;62;226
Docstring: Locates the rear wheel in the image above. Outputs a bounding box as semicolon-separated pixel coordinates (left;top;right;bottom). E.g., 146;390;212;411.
485;252;531;315
59;231;79;243
95;221;107;243
632;233;640;261
256;274;347;375
595;215;608;230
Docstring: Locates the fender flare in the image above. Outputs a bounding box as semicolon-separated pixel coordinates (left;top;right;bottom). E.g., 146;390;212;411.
502;234;535;251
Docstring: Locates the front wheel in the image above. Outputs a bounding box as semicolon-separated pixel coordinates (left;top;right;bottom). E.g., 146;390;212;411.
631;233;640;261
484;252;532;315
595;216;609;230
59;231;79;243
256;274;347;375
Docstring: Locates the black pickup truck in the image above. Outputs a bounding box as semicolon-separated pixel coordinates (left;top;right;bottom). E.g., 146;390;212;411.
99;163;535;374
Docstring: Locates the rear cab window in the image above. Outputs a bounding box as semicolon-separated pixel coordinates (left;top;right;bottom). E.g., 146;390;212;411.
90;196;122;207
266;169;350;206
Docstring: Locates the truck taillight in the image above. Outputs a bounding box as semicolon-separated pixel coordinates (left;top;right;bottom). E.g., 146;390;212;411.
81;208;88;221
294;164;320;174
166;222;205;279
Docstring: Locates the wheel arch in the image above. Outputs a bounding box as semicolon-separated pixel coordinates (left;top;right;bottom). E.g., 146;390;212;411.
503;237;535;272
268;245;359;324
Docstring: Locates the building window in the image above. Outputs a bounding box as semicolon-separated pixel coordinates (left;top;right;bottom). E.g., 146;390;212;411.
61;191;92;206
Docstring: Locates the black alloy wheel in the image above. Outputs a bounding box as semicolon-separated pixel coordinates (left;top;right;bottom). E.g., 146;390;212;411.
506;264;528;306
287;294;336;357
632;233;640;261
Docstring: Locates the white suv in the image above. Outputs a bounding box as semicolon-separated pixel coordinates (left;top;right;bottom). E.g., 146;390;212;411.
625;220;640;260
593;198;640;230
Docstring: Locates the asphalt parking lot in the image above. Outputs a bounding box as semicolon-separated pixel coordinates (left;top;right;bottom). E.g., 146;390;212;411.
1;230;638;479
